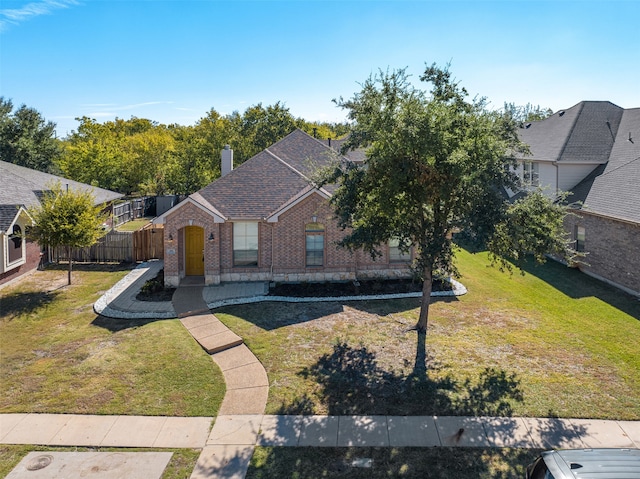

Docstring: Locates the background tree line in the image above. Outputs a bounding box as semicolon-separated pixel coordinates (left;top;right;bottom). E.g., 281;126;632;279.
1;98;349;196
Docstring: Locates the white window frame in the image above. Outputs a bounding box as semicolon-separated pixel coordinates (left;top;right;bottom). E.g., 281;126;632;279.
233;222;259;267
522;161;539;187
2;224;26;273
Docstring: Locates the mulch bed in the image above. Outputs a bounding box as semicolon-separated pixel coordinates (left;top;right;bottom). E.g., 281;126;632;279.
136;269;176;302
268;278;450;298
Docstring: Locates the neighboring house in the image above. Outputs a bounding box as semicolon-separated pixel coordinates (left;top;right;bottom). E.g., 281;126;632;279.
0;161;123;287
154;129;413;287
514;102;640;296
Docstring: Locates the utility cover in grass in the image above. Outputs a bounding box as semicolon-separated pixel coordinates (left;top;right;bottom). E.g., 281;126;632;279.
7;452;172;479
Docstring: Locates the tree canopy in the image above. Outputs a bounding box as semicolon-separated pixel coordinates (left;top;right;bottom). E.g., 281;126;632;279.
322;64;576;334
0;97;61;172
56;103;348;196
28;182;107;285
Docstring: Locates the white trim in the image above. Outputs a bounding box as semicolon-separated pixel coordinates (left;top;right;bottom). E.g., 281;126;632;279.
1;207;33;273
152;195;226;224
267;188;331;223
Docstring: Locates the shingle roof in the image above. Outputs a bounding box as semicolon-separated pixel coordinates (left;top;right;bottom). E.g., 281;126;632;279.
0;160;123;208
0;161;123;233
0;204;24;233
518;101;623;163
574;108;640;223
196;129;344;219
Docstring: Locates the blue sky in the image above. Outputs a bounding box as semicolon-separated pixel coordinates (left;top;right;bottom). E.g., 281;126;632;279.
2;0;639;137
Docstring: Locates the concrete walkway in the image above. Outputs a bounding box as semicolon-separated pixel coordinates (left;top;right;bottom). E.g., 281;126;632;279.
3;413;639;450
171;280;269;479
5;260;635;478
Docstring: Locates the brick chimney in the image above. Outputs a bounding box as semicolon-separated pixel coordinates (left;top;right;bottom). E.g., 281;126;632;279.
221;145;233;176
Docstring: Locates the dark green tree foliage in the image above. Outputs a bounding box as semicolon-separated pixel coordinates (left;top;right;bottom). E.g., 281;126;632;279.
28;182;107;285
0;97;61;172
322;64;575;333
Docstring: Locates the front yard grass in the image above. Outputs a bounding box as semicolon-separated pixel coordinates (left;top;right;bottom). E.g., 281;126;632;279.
0;264;225;417
215;249;640;420
247;447;542;479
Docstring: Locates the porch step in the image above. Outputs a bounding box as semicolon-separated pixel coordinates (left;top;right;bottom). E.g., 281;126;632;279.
180;312;244;354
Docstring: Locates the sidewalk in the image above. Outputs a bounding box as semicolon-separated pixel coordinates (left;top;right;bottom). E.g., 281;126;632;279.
20;261;635;479
3;413;638;450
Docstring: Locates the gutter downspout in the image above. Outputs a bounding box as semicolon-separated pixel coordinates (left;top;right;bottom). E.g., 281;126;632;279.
553;161;559;195
270;223;274;281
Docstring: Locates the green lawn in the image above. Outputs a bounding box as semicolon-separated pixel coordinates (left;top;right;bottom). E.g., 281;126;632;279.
0;264;225;416
115;217;153;232
247;447;542;479
216;248;640;420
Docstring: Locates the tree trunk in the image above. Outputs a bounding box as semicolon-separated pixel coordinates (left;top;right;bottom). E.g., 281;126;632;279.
67;245;72;285
415;266;433;332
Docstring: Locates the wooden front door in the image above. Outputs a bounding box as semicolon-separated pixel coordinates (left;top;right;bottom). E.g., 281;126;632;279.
185;226;204;276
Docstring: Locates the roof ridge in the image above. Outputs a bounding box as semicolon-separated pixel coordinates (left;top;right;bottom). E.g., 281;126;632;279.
557;101;585;162
264;148;311;182
599;155;640;177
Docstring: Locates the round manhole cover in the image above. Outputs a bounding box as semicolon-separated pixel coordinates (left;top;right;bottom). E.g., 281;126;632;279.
26;454;54;471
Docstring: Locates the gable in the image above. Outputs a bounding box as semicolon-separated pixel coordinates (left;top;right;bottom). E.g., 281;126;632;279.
575;108;640;224
517;101;623;163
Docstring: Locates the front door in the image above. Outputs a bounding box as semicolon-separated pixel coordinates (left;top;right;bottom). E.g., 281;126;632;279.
185;226;204;276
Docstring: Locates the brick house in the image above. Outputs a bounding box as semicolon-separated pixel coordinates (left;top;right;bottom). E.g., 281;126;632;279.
154;129;413;287
514;102;640;296
0;161;122;287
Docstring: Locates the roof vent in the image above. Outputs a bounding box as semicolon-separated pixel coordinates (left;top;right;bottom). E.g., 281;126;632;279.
558;110;565;117
525;123;532;129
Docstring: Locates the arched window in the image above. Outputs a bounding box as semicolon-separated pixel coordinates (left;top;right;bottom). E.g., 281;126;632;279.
8;224;23;264
305;223;324;267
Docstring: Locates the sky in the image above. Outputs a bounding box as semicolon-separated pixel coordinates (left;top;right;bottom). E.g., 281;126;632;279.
1;0;639;138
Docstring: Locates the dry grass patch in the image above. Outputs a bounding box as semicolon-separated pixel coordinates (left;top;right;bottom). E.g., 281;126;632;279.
1;264;224;417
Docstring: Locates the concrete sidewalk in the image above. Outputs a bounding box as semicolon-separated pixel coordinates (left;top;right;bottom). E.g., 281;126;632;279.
2;413;639;450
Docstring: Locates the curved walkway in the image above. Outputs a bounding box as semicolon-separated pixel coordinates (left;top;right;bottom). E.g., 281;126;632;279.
171;280;269;479
5;262;631;478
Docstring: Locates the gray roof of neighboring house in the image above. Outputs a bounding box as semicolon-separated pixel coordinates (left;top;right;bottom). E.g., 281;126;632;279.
0;160;122;232
195;129;346;219
518;101;624;163
571;108;640;223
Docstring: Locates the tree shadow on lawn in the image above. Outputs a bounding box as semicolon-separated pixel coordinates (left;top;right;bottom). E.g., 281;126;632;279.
0;290;60;320
215;296;455;331
246;447;542;479
91;315;169;332
517;257;640;320
275;335;523;417
44;262;134;273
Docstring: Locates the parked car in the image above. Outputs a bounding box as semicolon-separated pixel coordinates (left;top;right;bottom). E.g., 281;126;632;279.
526;448;640;478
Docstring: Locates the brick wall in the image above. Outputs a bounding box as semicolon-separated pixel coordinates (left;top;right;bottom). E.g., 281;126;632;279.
565;212;640;295
0;240;42;287
163;193;413;286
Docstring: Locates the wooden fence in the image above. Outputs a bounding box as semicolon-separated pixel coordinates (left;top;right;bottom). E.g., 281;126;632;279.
48;225;164;263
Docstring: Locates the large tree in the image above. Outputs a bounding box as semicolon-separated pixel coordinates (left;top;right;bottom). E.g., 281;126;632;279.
322;64;576;333
28;182;107;285
0;97;61;172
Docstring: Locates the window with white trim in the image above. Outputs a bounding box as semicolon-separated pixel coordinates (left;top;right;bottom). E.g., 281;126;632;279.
389;238;411;262
305;223;324;267
233;222;258;266
8;224;24;265
522;161;539;187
